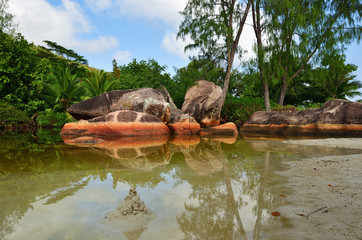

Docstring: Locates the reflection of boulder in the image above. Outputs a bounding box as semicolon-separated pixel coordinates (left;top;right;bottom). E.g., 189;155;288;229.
181;139;224;176
181;80;222;127
169;135;201;150
61;110;171;139
241;100;362;135
65;136;171;171
102;187;158;239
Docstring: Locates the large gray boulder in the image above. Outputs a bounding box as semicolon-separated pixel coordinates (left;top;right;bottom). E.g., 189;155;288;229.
67;86;181;122
181;80;223;127
241;99;362;135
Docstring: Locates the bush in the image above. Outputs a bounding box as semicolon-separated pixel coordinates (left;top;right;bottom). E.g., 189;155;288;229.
36;109;74;128
221;96;265;128
0;101;31;125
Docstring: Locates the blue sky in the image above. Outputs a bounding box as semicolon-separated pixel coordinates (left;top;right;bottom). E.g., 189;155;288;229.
8;0;361;98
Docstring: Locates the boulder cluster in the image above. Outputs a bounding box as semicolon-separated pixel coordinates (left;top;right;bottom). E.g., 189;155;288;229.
241;99;362;135
61;80;238;141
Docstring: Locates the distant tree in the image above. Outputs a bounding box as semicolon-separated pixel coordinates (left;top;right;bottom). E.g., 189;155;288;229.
41;66;83;112
43;40;88;65
178;0;252;111
173;58;246;106
259;0;361;106
311;53;362;101
111;59;121;79
117;59;171;89
0;30;44;113
0;0;17;35
82;69;118;98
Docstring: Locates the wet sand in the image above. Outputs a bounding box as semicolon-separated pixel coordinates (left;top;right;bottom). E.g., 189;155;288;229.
275;138;362;240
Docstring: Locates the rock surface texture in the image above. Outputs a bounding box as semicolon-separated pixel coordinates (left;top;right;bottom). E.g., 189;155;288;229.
241;100;362;135
67;87;181;122
167;114;200;135
181;80;223;127
61;110;171;138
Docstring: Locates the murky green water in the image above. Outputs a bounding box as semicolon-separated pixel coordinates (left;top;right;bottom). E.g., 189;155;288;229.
1;132;361;240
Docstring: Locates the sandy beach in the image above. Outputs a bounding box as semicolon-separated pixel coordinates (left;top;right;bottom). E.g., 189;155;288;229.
274;138;362;240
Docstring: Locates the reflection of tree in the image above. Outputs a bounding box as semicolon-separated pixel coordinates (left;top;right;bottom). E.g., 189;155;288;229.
0;134;99;239
176;138;291;239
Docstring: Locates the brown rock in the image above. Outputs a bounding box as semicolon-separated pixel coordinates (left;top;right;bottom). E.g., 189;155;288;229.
67;87;181;122
67;89;134;120
144;97;170;124
167;114;200;135
61;110;171;138
199;122;238;137
241;100;362;135
181;80;223;127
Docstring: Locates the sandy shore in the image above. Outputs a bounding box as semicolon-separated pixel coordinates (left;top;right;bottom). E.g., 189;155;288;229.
274;138;362;240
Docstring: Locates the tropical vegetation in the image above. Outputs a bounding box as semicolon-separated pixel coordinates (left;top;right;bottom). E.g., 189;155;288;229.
0;0;361;130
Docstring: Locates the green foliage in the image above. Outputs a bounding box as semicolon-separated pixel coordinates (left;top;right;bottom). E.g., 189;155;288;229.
36;109;74;128
0;101;31;125
82;69;117;98
0;30;43;113
35;129;64;144
115;58;183;106
40;65;83;112
221;96;265;128
117;58;172;89
250;0;362;106
312;53;362;101
0;0;16;35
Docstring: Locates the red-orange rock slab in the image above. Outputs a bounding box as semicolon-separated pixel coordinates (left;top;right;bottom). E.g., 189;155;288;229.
199;122;238;137
61;110;171;138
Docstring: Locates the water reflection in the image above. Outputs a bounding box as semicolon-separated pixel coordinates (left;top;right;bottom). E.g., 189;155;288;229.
1;133;361;239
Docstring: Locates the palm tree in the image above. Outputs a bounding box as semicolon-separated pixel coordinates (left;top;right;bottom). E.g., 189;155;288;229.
41;65;83;111
82;69;117;98
319;54;362;100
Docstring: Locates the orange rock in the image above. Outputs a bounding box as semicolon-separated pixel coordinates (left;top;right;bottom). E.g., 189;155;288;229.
167;114;200;135
199;122;238;137
61;110;171;138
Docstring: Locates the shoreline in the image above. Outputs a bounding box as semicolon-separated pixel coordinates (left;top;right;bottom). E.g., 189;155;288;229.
274;138;362;239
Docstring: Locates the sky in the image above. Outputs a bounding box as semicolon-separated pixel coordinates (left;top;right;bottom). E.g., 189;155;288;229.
7;0;362;98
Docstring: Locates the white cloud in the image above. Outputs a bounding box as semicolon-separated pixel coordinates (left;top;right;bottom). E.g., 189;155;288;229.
113;50;132;64
85;0;113;13
77;36;119;54
162;30;197;59
8;0;119;54
115;0;186;27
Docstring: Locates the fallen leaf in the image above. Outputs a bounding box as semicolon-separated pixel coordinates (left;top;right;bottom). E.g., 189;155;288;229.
296;213;306;217
280;195;287;197
271;212;280;216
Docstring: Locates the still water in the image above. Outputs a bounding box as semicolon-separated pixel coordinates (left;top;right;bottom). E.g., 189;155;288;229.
1;132;361;240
